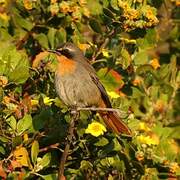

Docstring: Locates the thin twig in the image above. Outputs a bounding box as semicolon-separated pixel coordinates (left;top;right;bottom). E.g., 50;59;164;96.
16;31;32;50
39;143;60;152
58;110;79;180
92;29;115;61
92;37;110;61
77;107;121;113
58;107;128;179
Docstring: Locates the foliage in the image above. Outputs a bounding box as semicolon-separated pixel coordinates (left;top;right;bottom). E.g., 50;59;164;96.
0;0;180;179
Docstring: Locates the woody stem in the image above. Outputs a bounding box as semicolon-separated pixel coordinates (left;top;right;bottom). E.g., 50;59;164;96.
58;110;79;180
77;107;124;114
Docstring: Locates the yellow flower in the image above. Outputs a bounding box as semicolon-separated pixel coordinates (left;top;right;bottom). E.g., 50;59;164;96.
132;76;142;86
138;122;151;132
31;97;54;106
0;75;8;87
82;7;90;17
79;0;87;6
150;58;160;69
31;99;38;106
107;90;120;99
85;121;107;137
170;162;179;173
23;0;33;10
43;97;54;105
0;0;7;7
137;134;159;145
54;97;62;107
51;0;57;3
50;3;59;16
102;48;109;58
125;8;139;20
78;43;90;52
154;99;165;113
23;134;29;141
2;96;10;104
0;13;10;21
146;9;154;20
176;1;180;6
59;1;71;14
135;151;144;161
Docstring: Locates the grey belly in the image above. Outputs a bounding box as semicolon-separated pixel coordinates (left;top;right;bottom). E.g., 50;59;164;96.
55;72;101;107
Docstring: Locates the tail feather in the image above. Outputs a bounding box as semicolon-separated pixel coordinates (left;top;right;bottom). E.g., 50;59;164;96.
99;111;132;135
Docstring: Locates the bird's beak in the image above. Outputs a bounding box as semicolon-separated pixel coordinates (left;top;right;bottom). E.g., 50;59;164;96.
47;49;57;53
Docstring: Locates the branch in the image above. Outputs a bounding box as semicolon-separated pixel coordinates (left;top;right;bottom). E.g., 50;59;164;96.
58;110;79;180
92;37;110;61
39;143;60;152
77;107;126;114
16;31;32;50
92;29;115;61
58;107;128;179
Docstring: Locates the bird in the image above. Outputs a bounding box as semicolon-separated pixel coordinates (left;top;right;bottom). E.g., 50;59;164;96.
48;42;132;135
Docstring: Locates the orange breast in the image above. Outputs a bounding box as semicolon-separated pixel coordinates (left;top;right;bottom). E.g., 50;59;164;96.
56;55;76;76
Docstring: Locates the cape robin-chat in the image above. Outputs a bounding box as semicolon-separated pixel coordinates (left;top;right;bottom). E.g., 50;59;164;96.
49;42;132;135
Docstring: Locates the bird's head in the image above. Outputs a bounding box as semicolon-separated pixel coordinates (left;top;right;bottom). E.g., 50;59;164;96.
48;42;83;59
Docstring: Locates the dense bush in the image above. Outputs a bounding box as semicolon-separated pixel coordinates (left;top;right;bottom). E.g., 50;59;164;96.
0;0;179;179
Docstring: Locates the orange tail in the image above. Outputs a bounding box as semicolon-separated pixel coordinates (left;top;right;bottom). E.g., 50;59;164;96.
99;111;132;135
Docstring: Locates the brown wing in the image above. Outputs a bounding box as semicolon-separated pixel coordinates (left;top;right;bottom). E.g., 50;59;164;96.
90;74;112;108
79;56;112;108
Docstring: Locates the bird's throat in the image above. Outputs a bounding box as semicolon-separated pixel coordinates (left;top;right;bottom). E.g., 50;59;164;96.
56;55;76;76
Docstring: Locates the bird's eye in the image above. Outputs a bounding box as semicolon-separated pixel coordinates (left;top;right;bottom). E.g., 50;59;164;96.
60;48;74;58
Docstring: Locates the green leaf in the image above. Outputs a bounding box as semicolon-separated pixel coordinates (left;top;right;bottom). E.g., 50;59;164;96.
31;140;39;165
89;19;102;34
133;50;149;65
12;136;23;148
157;64;173;82
0;146;5;155
17;114;33;135
0;44;29;84
12;9;33;31
160;83;174;98
0;28;12;41
87;0;103;15
0;136;9;143
34;33;49;49
131;87;145;98
39;153;51;168
6;116;17;130
0;87;4;102
103;8;114;18
137;29;157;49
155;139;177;162
95;137;109;146
136;64;154;75
48;28;56;49
41;174;58;180
8;55;29;83
56;28;66;44
119;48;131;69
97;68;124;92
113;138;122;151
80;160;93;170
110;0;119;10
33;109;52;130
